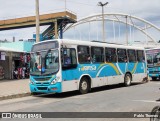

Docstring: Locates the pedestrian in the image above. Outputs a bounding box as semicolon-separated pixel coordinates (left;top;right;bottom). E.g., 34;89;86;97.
13;68;18;79
22;65;26;79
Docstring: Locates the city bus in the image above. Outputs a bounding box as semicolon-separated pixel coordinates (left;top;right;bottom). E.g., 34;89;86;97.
146;48;160;80
29;39;147;94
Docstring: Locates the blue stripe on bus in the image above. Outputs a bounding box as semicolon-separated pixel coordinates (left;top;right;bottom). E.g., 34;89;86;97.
62;62;146;81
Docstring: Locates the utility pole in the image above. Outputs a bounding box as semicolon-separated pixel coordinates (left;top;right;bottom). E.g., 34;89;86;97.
98;2;109;42
65;0;66;11
35;0;40;43
125;15;128;45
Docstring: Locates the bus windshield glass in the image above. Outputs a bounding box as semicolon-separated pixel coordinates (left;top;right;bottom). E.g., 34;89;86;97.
30;49;59;75
153;53;160;66
146;49;160;67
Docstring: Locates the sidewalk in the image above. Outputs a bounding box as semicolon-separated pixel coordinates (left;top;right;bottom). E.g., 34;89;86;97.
0;79;31;101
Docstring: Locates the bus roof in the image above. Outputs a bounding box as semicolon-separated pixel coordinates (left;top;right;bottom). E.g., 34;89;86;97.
145;48;160;51
33;39;145;50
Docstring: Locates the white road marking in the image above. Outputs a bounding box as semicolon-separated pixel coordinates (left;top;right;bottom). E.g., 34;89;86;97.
153;83;160;84
132;99;160;103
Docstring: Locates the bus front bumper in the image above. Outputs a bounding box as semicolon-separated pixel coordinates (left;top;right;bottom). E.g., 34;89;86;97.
148;74;159;78
29;82;61;94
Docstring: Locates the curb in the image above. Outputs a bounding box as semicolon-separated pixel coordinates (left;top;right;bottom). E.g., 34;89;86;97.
0;92;31;101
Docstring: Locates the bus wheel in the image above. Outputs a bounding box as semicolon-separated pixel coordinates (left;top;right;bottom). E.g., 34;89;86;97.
124;73;131;86
79;77;89;94
150;106;160;121
31;92;38;96
152;77;157;81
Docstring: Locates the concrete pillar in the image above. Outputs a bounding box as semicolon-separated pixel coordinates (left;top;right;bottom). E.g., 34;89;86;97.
54;19;58;39
8;52;12;79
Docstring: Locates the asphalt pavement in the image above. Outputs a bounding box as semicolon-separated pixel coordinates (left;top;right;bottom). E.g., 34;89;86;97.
0;80;160;121
0;77;150;101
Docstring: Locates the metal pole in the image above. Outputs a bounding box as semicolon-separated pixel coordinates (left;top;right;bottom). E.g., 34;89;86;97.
102;6;105;42
98;2;109;42
125;15;128;45
113;20;115;43
96;17;99;41
36;0;40;43
65;0;66;11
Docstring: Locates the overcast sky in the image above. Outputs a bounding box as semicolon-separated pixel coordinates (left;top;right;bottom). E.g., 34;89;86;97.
0;0;160;42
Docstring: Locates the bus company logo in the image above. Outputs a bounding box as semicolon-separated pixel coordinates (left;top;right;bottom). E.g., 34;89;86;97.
80;65;97;71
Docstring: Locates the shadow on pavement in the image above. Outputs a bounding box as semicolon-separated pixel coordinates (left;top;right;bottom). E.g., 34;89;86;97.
150;79;160;82
34;82;144;99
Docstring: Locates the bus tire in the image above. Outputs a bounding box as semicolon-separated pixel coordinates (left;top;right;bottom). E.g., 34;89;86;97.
150;106;160;121
79;77;89;94
31;92;38;96
152;77;157;81
124;73;132;86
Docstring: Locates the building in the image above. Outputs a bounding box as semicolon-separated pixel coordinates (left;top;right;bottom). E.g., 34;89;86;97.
0;41;34;80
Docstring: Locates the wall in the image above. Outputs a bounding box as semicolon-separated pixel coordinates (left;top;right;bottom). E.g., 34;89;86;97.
0;56;9;79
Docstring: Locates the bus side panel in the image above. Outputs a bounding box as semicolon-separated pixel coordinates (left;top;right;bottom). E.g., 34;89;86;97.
107;63;125;85
61;80;79;92
135;62;146;73
61;68;80;92
132;73;147;82
91;77;108;88
61;63;126;90
107;75;124;85
132;62;147;82
61;62;147;92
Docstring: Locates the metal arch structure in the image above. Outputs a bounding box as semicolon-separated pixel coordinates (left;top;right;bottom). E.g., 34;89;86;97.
64;13;160;45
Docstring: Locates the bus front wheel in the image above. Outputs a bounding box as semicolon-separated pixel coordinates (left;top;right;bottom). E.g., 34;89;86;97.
152;77;157;81
124;73;132;86
79;77;89;94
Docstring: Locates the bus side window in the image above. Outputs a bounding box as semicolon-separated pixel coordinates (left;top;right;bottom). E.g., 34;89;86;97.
71;49;77;65
117;49;127;63
127;49;136;62
78;46;90;63
62;48;77;69
91;47;104;63
105;48;117;63
137;50;145;62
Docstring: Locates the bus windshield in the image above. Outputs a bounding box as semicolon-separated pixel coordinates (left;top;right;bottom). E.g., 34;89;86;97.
30;49;59;75
153;53;160;66
147;54;153;66
147;51;160;67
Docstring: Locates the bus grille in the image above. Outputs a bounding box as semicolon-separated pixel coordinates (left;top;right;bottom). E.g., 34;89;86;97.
34;77;51;82
35;82;50;85
149;71;160;74
37;87;48;90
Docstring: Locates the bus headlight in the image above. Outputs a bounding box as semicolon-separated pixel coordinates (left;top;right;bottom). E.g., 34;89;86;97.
29;80;35;85
51;77;60;85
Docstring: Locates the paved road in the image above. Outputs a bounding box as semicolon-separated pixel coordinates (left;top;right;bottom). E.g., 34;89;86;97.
0;81;160;121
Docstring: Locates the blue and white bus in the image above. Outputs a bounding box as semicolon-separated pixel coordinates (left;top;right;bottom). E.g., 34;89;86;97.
146;48;160;80
29;39;147;94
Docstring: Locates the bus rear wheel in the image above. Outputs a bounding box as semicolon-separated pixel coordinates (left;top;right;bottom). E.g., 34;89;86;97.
79;77;89;94
124;73;132;86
